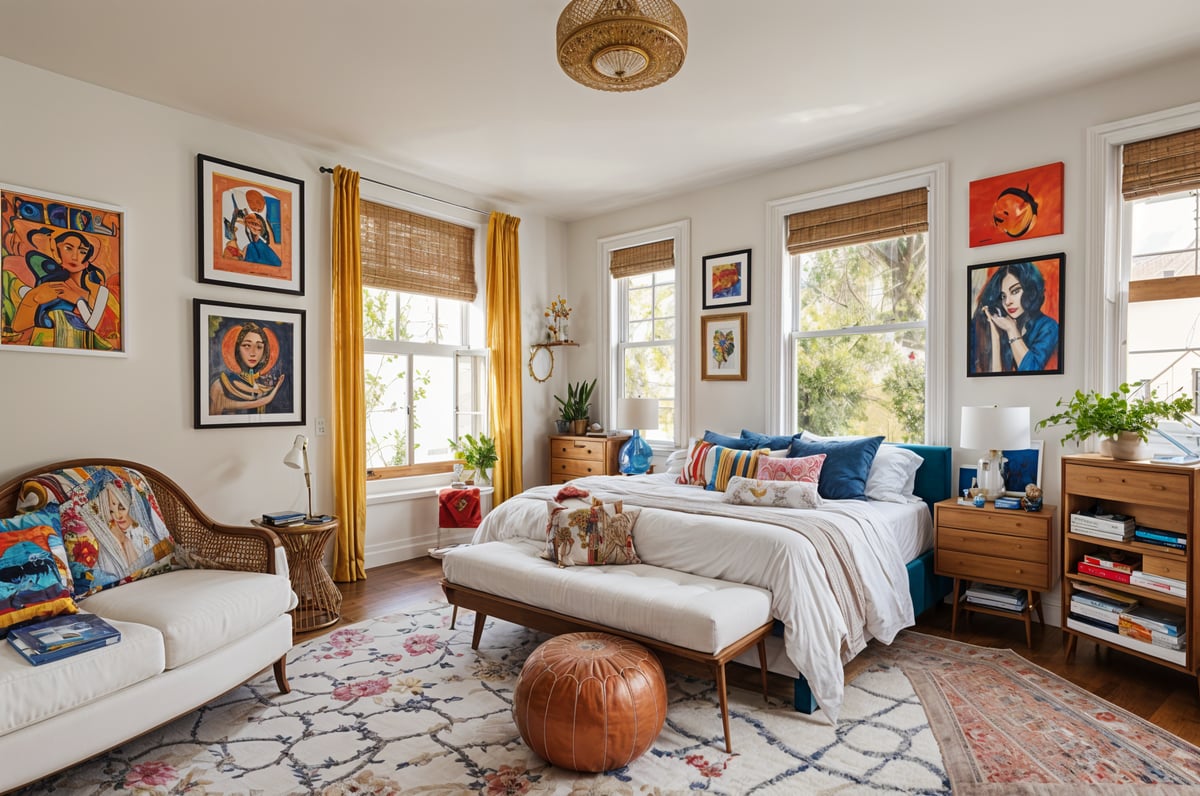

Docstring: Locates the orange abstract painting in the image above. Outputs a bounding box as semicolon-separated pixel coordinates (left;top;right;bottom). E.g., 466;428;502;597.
969;162;1064;248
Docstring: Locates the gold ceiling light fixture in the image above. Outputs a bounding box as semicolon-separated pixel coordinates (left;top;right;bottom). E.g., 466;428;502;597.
556;0;687;92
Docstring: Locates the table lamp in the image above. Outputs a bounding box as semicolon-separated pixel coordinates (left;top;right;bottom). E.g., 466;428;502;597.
617;397;659;475
283;433;313;519
960;406;1030;501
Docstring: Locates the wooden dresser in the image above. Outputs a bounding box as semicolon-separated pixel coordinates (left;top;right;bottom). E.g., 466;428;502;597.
549;434;629;483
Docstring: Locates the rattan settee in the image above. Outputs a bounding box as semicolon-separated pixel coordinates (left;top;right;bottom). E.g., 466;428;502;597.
0;458;296;792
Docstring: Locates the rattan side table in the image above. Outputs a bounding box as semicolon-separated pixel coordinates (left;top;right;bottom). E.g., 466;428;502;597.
253;517;342;632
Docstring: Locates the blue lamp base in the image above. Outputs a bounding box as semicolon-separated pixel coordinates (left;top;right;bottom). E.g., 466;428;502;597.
618;429;653;475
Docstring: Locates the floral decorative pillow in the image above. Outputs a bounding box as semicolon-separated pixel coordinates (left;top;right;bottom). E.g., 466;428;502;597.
542;498;641;567
723;477;822;509
19;466;177;599
0;509;78;633
675;440;715;486
757;453;826;484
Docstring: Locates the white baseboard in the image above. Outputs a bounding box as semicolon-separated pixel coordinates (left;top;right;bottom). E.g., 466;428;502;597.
365;528;475;569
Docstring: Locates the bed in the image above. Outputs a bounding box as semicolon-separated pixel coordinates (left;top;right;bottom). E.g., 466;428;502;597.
448;442;952;722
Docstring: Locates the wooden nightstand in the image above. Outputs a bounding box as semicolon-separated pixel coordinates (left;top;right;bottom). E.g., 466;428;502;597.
549;434;629;483
934;498;1056;648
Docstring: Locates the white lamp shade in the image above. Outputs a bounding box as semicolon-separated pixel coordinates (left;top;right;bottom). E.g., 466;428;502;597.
284;434;308;469
617;398;659;430
960;406;1031;451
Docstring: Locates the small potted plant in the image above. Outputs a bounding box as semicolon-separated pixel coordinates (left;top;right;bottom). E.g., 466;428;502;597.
1036;381;1194;460
555;378;596;435
448;433;499;485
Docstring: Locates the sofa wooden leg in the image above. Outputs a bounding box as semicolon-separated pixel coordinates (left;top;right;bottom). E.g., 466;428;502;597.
715;663;732;753
450;605;459;629
273;656;291;694
471;612;487;650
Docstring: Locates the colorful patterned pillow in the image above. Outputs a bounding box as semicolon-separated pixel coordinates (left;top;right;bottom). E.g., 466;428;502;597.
543;499;641;567
676;439;716;486
0;509;78;633
707;446;770;492
757;453;825;483
723;476;822;509
19;466;177;599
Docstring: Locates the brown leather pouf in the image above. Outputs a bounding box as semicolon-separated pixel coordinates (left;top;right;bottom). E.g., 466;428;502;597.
513;632;667;772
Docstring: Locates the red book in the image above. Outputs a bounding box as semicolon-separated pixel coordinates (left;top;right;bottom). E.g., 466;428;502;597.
1077;561;1132;584
1082;550;1141;573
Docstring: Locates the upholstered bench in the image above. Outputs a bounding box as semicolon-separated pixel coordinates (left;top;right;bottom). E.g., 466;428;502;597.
441;538;774;752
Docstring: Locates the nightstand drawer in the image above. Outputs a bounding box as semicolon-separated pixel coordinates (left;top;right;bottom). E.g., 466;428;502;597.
1064;463;1188;510
551;457;605;478
937;506;1050;540
936;549;1049;590
938;528;1045;563
551;438;607;461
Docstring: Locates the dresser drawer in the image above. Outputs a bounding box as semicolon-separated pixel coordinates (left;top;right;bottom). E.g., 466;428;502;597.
938;527;1046;563
551;457;606;479
935;549;1049;590
937;506;1050;540
551;438;607;461
1143;553;1188;580
1064;463;1189;510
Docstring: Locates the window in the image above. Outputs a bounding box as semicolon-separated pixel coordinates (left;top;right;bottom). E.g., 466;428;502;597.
784;187;931;441
360;199;486;478
602;222;689;447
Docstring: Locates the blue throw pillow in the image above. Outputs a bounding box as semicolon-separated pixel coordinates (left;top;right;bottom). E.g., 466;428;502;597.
787;436;884;500
702;430;759;450
740;429;802;451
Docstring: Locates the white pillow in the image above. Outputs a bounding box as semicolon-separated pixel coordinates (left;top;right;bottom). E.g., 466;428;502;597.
723;476;822;509
664;447;688;474
800;432;923;503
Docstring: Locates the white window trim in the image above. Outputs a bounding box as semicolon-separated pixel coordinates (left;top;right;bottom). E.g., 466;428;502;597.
597;219;691;449
765;164;949;444
1086;100;1200;397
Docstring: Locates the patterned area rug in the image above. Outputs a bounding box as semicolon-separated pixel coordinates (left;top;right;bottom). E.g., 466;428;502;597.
16;603;1200;795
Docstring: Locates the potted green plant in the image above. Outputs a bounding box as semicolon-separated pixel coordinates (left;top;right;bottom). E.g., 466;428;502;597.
448;433;499;485
1036;381;1194;460
555;378;596;435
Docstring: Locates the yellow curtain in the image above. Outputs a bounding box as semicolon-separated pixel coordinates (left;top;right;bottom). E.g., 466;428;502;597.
486;212;524;503
331;166;367;582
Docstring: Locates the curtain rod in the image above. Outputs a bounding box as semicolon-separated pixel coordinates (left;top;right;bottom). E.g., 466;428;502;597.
319;166;489;216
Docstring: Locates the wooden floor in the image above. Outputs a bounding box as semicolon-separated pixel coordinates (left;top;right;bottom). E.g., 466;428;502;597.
300;556;1200;746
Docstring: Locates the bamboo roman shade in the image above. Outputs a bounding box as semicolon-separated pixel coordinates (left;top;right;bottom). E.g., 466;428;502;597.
359;199;477;301
1122;128;1200;200
786;188;928;255
609;239;674;279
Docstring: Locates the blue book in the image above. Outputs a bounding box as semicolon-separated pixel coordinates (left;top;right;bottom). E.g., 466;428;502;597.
7;617;120;665
1071;591;1137;613
9;613;120;654
1134;527;1187;547
262;510;306;525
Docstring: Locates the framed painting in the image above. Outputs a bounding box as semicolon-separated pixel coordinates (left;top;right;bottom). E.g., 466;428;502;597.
1;183;125;356
197;154;304;295
969;161;1064;247
701;248;751;309
958;466;978;497
1003;440;1044;497
701;312;746;381
967;252;1064;377
194;298;305;428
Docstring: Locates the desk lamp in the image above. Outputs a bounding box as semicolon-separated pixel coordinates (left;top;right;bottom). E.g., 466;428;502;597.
283;434;313;519
960;406;1030;501
617;398;659;475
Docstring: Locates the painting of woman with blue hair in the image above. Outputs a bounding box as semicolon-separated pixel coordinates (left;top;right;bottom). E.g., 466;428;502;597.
968;253;1064;377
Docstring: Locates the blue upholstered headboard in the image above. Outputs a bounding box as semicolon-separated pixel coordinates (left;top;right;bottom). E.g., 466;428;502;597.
893;443;952;512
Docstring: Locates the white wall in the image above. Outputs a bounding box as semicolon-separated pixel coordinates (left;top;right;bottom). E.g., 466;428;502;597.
0;57;559;566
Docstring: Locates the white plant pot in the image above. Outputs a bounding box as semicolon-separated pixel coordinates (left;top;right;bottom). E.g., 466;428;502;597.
1099;431;1151;461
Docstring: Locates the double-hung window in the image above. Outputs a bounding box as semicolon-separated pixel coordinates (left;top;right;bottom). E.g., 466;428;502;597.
360;200;486;478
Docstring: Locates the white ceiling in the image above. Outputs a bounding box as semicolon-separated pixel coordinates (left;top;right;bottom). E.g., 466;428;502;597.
4;1;1200;221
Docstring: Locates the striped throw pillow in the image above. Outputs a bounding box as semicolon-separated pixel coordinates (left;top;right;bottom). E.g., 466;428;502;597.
676;440;716;486
707;446;770;492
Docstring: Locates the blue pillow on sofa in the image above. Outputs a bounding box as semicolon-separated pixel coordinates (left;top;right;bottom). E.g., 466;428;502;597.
740;429;802;451
787;435;884;500
702;430;759;450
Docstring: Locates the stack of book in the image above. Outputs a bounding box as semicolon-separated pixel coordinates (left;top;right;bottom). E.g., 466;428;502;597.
993;496;1023;510
1076;549;1142;583
1134;526;1187;551
261;510;306;527
964;583;1028;612
1118;605;1186;652
1129;570;1188;598
1070;508;1135;541
7;613;121;665
1068;585;1138;633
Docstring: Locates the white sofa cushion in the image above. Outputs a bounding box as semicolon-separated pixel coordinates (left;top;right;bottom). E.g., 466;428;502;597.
0;618;164;736
82;569;293;669
444;539;772;654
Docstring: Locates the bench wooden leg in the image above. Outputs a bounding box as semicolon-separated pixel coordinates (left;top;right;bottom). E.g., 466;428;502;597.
471;611;487;650
757;637;768;701
273;656;291;694
715;663;732;753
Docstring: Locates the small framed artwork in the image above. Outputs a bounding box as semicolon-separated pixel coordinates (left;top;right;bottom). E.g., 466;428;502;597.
958;466;978;496
197;154;304;295
701;248;751;309
701;312;747;381
1003;440;1044;497
969;161;1064;247
0;183;125;356
194;298;305;428
967;252;1064;377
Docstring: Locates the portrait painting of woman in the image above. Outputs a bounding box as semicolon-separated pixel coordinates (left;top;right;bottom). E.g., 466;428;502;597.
967;253;1064;377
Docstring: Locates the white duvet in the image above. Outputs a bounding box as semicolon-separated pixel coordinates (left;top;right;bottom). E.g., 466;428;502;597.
471;473;920;722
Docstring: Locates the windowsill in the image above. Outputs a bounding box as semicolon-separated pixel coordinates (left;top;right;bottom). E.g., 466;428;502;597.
366;471;455;505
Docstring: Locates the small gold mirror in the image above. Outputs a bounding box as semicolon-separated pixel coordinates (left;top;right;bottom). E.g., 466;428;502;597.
528;345;555;383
